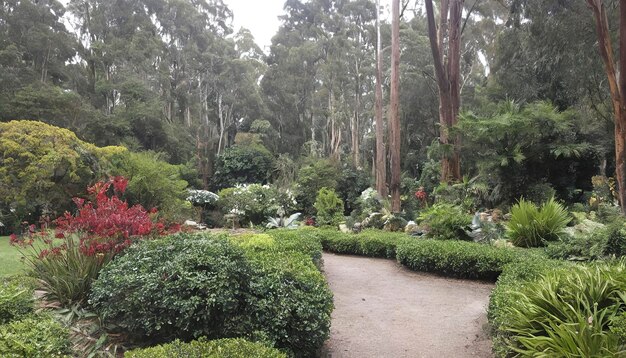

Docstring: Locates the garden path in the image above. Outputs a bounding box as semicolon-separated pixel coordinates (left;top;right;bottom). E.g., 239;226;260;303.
321;252;494;358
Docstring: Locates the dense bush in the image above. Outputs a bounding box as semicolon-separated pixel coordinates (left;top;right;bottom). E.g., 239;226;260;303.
495;262;626;356
604;222;626;258
417;203;472;241
295;159;341;215
336;165;371;215
314;188;344;226
0;314;72;357
507;198;570;247
545;231;608;261
90;234;252;343
0;120;125;233
212;144;275;190
91;232;333;356
124;338;286;358
0;277;34;324
396;239;520;280
109;151;190;222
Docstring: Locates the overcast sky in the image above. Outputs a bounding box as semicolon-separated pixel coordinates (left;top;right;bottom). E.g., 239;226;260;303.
225;0;285;52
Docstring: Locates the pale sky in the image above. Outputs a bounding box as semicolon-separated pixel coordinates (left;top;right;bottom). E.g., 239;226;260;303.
225;0;286;52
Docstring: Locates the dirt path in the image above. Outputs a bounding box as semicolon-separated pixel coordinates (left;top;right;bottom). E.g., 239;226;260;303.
321;252;494;358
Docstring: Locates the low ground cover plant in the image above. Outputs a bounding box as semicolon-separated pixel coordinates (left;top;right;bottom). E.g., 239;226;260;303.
0;313;72;358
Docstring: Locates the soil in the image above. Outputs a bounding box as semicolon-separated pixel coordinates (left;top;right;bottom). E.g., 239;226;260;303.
321;252;494;358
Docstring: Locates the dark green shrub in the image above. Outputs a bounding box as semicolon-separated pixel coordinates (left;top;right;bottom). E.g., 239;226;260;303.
336;165;371;215
90;234;252;343
295;159;341;215
0;277;34;325
0;314;71;357
596;203;622;225
610;312;626;344
507;198;570;247
496;262;626;356
417;203;472;241
212;144;275;191
245;251;333;356
604;222;626;257
396;239;518;280
124;338;286;358
314;188;344;226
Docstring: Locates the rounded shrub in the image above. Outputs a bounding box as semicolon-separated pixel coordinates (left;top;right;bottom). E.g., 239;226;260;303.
89;233;252;343
124;338;286;358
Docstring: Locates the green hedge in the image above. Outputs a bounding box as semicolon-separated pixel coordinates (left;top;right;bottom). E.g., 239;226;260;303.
124;338;286;358
319;229;405;258
395;239;520;281
0;277;34;325
258;229;324;267
0;314;71;357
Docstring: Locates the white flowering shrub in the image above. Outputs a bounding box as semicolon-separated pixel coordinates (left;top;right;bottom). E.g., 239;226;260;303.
357;187;383;218
186;189;219;206
217;184;298;226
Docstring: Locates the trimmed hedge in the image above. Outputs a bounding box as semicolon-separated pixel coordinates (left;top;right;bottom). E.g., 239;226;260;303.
0;277;34;325
0;314;71;357
124;338;286;358
319;229;405;258
256;229;324;267
396;239;519;281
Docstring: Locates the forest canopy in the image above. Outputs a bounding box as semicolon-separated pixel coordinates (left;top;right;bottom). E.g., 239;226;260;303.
0;0;620;220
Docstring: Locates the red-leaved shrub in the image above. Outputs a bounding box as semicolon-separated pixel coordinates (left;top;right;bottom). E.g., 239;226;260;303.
50;176;177;256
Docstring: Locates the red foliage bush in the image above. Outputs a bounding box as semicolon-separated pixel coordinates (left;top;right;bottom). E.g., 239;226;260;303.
52;176;180;256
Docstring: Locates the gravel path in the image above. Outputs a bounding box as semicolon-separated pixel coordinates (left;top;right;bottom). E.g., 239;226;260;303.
321;252;494;358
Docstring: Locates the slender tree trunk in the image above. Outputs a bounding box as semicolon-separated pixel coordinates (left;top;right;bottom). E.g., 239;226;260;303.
352;58;360;167
425;0;463;183
375;0;387;197
388;0;401;213
217;93;225;156
587;0;626;212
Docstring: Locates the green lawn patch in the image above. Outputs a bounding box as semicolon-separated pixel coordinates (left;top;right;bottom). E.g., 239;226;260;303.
0;237;24;277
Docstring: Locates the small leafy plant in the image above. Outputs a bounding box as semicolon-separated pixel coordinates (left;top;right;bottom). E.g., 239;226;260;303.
314;187;344;226
507;197;570;247
417;203;472;240
266;212;301;229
